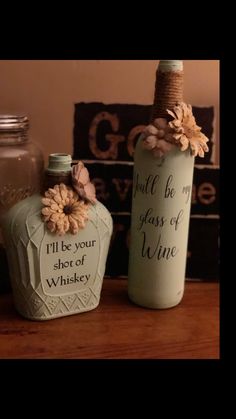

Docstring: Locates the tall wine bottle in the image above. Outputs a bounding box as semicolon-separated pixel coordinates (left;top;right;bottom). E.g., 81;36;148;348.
128;60;209;309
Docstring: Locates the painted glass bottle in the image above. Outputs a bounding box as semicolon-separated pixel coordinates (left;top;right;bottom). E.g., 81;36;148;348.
128;60;209;308
2;153;113;320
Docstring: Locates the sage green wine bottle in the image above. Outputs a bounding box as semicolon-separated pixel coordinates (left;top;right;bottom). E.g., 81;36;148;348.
128;60;195;309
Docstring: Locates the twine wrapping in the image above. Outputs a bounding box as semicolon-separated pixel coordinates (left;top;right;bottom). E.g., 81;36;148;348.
150;69;184;122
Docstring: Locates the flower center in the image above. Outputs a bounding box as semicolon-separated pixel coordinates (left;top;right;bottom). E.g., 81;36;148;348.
63;205;73;215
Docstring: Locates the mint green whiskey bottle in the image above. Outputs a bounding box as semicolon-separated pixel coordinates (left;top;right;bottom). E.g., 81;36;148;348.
2;153;113;320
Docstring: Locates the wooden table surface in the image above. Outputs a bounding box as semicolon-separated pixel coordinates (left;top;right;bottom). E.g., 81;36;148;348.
0;279;219;359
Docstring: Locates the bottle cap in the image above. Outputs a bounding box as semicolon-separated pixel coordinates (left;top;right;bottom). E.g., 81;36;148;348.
46;153;72;173
159;60;183;72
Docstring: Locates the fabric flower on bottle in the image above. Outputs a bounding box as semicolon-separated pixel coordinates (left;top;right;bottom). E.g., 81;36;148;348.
167;102;209;157
142;102;209;158
41;184;89;235
71;161;97;204
142;118;175;158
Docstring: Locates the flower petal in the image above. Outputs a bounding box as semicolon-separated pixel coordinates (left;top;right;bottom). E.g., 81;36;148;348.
67;189;74;200
84;182;97;203
71;162;81;178
179;135;189;151
143;135;157;150
173;120;182;127
47;221;56;233
173;105;183;121
172;133;182;141
198;147;204;158
50;203;60;211
72;161;90;186
79;167;90;185
75;187;87;200
157;129;165;139
153;118;167;130
182;102;189;118
50;213;61;222
68;215;79;234
166;109;176;119
189;133;209;157
165;133;175;143
59;184;68;200
42;207;53;216
48;188;57;196
155;139;173;154
42;197;52;206
42;214;51;222
63;217;70;232
190;142;198;156
143;124;158;137
53;193;63;204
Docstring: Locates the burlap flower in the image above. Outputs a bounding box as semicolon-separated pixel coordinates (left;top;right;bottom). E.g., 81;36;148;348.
41;184;89;235
142;118;175;158
72;161;96;204
167;102;209;157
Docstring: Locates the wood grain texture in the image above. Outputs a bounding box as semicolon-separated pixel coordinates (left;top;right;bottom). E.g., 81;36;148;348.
0;280;219;359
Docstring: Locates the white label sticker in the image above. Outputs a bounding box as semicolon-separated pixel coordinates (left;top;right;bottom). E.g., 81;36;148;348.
40;222;99;296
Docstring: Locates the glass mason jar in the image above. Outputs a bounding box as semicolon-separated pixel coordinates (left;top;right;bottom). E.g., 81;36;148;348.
0;114;44;292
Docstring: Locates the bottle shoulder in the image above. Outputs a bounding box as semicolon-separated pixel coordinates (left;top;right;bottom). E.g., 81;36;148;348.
92;200;113;232
2;195;113;245
134;133;194;172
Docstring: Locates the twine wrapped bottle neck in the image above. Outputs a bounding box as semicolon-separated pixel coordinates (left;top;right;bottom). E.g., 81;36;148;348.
150;68;184;122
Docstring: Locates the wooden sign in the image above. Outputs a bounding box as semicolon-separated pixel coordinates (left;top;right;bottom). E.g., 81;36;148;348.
73;102;215;165
73;102;219;280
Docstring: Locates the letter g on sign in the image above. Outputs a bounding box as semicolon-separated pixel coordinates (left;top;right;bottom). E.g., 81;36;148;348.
89;112;125;159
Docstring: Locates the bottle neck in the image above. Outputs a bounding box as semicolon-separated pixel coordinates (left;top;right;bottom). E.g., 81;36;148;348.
150;63;184;122
42;153;73;193
42;171;72;193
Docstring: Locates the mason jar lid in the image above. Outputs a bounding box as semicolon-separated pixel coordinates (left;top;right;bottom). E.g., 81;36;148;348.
0;115;29;131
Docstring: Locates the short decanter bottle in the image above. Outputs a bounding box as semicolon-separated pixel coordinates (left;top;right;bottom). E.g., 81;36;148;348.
0;114;44;293
2;153;113;320
128;60;209;309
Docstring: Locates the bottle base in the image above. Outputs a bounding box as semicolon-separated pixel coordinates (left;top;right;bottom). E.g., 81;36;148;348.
15;301;100;321
128;289;184;309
